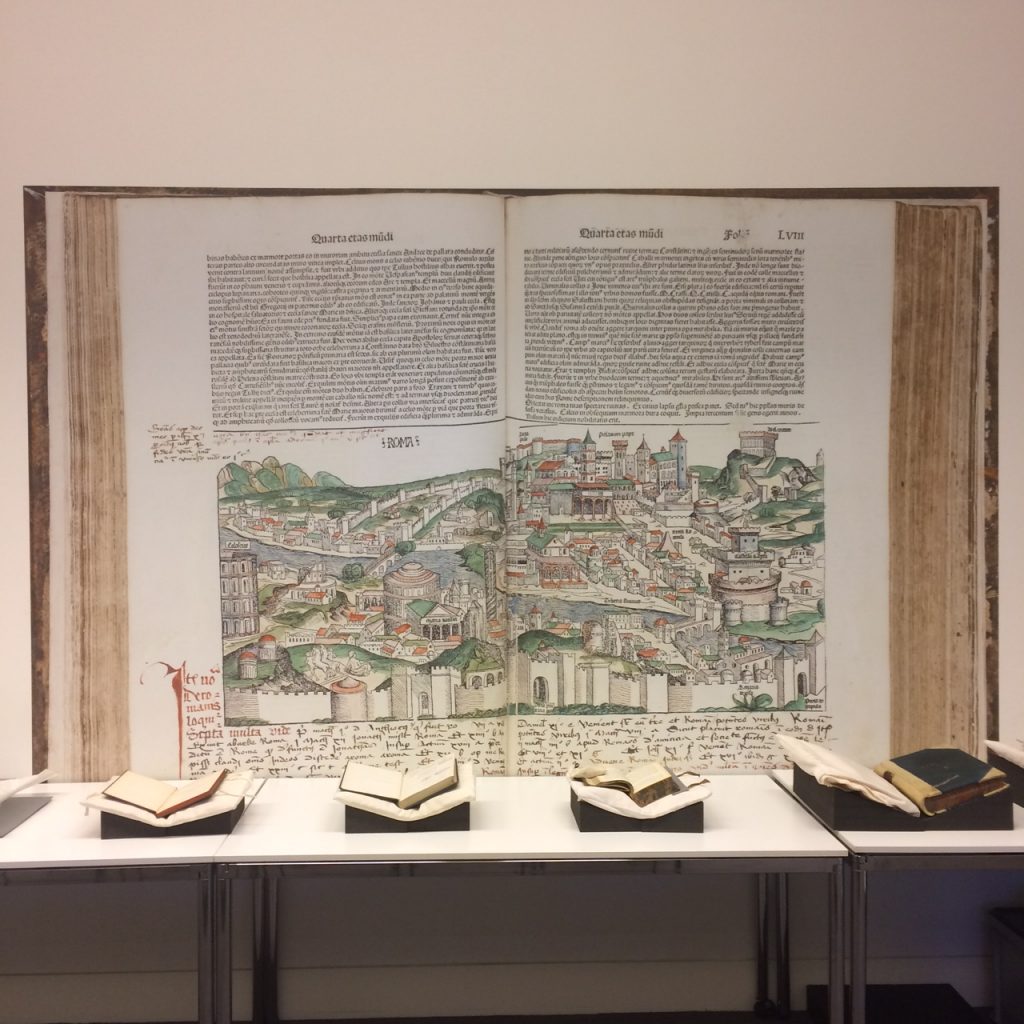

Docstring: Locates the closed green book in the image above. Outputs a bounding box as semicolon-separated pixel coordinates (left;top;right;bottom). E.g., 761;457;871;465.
875;748;1008;815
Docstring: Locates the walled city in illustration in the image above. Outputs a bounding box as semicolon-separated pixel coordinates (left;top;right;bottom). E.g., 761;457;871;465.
218;429;826;727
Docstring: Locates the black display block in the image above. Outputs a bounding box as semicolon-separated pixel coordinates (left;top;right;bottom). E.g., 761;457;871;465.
807;983;986;1023
100;798;245;839
0;795;51;837
343;801;470;833
793;764;1014;831
569;789;704;832
988;751;1024;806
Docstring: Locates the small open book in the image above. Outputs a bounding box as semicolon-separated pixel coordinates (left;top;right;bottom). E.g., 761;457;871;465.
580;762;698;807
340;756;459;810
102;769;229;819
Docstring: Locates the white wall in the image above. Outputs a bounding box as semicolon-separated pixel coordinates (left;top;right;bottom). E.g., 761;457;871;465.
1;2;1022;1020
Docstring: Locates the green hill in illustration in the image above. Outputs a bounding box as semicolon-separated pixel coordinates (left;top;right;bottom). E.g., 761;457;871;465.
219;456;327;497
431;637;504;672
314;471;346;488
705;450;817;498
517;630;583;655
218;457;498;501
706;451;763;496
305;644;399;673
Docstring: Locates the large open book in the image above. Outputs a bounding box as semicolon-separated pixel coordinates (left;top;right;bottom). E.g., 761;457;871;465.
26;188;996;781
577;761;697;808
102;768;229;818
340;756;459;809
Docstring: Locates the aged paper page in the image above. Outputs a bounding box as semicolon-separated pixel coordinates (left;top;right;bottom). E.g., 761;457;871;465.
114;192;509;778
505;193;894;770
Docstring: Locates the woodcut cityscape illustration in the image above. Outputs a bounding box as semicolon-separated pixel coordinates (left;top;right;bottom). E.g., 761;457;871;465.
219;428;825;730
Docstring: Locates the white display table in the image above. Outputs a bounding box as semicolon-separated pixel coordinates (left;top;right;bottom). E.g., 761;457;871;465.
216;774;848;1024
774;769;1024;1024
0;782;234;868
0;781;252;1024
1;775;848;1024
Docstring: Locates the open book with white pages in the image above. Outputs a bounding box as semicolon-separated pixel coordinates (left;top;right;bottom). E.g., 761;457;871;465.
82;770;256;827
30;188;993;782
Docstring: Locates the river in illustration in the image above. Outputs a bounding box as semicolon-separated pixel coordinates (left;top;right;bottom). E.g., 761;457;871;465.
223;529;688;635
221;528;471;584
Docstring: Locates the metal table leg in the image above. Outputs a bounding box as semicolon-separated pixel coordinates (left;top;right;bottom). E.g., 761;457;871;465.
253;872;280;1024
757;873;771;1013
775;873;790;1016
215;865;233;1024
755;872;791;1018
198;865;216;1024
828;860;845;1024
850;855;868;1024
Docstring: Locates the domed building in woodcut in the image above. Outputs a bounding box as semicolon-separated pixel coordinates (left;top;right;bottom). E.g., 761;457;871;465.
383;560;441;631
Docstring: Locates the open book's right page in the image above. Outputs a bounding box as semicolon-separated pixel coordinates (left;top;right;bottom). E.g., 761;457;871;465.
504;194;894;773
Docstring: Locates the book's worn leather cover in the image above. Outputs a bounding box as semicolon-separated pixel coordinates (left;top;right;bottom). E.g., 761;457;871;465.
988;752;1024;807
100;797;245;838
877;748;1007;813
569;788;703;833
343;801;470;833
793;765;1013;831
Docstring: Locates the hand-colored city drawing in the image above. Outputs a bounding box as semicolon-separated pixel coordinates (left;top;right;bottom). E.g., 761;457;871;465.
218;427;825;729
503;429;825;717
219;459;507;727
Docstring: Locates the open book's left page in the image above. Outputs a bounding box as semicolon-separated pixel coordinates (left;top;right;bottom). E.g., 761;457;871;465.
45;191;509;780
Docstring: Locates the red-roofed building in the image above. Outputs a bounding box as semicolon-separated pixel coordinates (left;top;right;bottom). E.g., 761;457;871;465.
536;459;565;478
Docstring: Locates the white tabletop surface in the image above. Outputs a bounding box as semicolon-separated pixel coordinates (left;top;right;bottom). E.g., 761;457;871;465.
0;782;238;870
216;774;847;864
772;769;1024;855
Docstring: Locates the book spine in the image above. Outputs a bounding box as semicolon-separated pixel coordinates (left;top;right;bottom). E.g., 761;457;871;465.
924;777;1009;814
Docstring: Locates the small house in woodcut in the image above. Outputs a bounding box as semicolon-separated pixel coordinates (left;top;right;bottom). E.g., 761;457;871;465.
257;635;278;661
528;531;583;588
